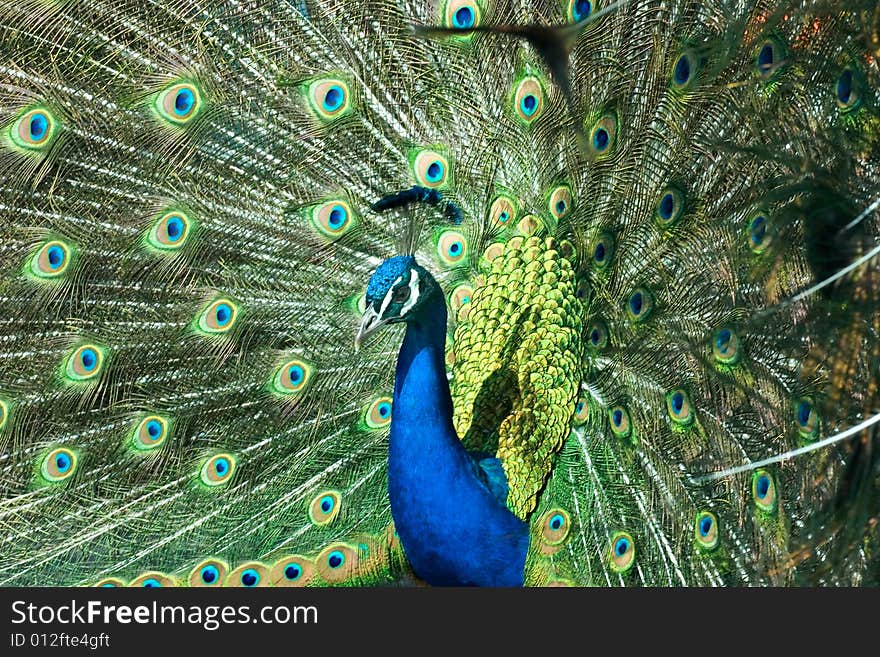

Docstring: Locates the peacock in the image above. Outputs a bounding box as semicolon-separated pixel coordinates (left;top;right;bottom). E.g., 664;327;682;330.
1;0;879;588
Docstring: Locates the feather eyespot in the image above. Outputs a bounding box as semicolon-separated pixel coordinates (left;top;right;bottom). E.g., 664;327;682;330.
95;578;126;587
694;511;719;550
751;469;777;513
666;389;693;426
608;405;631;439
308;78;352;122
756;37;786;79
548;185;573;220
200;453;236;486
795;398;819;440
29;239;73;279
436;230;468;267
836;69;862;112
10;107;58;150
626;287;653;322
588;113;617;157
712;327;740;365
40;447;77;482
132;415;170;451
587;320;609;350
189;559;228;587
413;149;450;188
154;82;202;125
656;187;684;227
573;398;589;424
449;283;474;319
609;531;635;573
316;543;359;583
147;211;192;251
540;508;571;545
311;200;355;239
196;298;239;334
568;0;593;22
591;232;614;269
131;572;175;587
363;397;392;429
514;76;545;124
271;556;315;587
671;50;698;89
444;0;480;30
64;344;105;382
309;490;342;526
272;359;314;396
0;398;8;431
227;563;268;587
488;196;517;228
748;214;772;253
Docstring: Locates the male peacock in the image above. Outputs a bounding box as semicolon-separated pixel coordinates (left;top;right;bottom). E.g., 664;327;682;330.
1;0;879;587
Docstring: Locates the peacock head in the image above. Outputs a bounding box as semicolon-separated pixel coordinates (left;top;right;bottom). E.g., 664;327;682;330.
355;255;439;350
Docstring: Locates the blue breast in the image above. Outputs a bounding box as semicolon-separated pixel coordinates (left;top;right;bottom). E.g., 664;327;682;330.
387;300;529;587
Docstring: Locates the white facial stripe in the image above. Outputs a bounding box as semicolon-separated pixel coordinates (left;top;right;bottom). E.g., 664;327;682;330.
400;269;420;316
379;275;403;318
379;270;421;320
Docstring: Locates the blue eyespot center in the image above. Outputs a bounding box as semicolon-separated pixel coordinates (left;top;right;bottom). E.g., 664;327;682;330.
612;409;623;426
378;402;391;418
756;475;770;499
166;216;183;240
30;113;48;140
80;348;97;371
549;514;565;531
215;303;231;325
699;515;713;537
716;329;732;353
574;0;592;20
47;245;64;269
328;206;346;229
659;193;675;220
201;565;218;584
797;400;812;426
590;329;600;344
751;216;767;244
453;6;474;29
593;127;609;151
215;458;229;476
284;564;302;580
448;241;462;256
174;88;195;116
674;54;691;85
288;365;304;385
629;292;643;315
328;550;345;569
521;93;538;116
758;43;775;73
146;420;162;439
594;242;606;262
320;495;334;513
556;200;566;214
615;538;630;556
837;70;853;104
241;569;259;587
498;211;509;223
575;402;584;414
55;453;71;472
143;578;161;587
426;161;443;182
323;85;344;112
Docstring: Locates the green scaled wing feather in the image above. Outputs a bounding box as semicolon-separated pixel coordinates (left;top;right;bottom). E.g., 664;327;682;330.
1;0;879;587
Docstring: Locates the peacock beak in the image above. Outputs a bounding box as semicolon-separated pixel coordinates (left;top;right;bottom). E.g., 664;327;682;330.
355;306;389;352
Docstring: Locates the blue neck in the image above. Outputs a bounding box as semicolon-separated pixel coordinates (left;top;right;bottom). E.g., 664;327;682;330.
387;290;528;587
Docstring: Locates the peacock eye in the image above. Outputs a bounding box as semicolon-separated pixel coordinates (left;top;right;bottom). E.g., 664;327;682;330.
393;285;411;303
